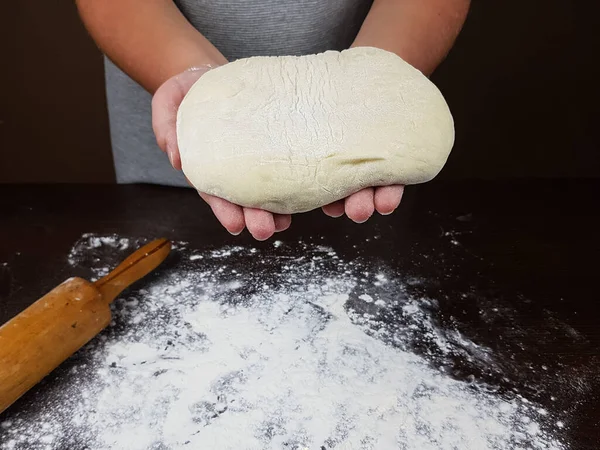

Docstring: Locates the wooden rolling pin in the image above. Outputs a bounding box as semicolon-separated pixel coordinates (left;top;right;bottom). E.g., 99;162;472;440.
0;238;171;414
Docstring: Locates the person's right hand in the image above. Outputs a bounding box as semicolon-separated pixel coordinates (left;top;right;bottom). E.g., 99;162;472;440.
151;67;292;241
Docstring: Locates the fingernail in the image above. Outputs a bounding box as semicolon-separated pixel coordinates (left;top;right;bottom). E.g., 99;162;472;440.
229;229;242;236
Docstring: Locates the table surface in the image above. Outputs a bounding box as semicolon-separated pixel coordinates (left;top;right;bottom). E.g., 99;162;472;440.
0;180;599;449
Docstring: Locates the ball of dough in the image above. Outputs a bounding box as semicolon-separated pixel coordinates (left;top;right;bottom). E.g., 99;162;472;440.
177;47;454;214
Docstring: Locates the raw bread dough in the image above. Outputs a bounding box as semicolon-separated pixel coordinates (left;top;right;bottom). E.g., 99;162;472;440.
177;47;454;214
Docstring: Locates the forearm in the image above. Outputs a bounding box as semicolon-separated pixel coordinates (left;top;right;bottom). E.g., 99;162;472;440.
76;0;227;93
353;0;470;75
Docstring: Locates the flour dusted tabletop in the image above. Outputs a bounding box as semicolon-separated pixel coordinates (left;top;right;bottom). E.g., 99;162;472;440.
0;181;598;449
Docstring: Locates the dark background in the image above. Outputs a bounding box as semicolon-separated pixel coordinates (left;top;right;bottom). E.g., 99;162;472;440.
0;0;599;183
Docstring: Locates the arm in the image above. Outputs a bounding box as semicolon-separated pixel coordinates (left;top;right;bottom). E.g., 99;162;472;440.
76;0;284;240
75;0;227;93
321;0;470;223
352;0;470;76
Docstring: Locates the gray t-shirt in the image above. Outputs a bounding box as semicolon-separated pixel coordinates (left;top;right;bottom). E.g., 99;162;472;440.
105;0;373;186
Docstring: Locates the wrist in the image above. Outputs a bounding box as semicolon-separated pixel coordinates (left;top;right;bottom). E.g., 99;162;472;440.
152;47;227;93
184;64;219;76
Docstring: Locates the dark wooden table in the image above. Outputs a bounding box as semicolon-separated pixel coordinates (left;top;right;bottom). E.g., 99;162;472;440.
0;180;599;449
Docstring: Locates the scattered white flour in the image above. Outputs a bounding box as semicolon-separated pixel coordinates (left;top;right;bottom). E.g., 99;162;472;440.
67;233;130;267
0;235;571;450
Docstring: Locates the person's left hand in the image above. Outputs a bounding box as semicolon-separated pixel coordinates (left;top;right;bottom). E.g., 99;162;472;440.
321;186;404;222
152;67;404;240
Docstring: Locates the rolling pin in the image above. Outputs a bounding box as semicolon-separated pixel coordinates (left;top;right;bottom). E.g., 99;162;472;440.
0;238;171;414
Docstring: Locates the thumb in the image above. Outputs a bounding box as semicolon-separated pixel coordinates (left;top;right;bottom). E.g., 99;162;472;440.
151;68;210;170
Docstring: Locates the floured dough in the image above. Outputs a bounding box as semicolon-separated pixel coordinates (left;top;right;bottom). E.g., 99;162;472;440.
177;47;454;214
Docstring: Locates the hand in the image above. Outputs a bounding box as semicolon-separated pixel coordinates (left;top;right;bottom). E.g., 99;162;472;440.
152;68;403;239
152;67;291;241
321;186;404;222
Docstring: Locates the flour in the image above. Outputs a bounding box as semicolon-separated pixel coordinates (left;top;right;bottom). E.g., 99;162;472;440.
67;233;130;267
0;235;574;450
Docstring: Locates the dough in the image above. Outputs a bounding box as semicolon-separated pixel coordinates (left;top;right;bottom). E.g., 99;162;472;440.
177;47;454;214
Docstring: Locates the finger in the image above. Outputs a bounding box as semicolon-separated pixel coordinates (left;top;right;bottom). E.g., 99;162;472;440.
322;200;345;218
243;208;276;241
345;188;375;223
199;193;245;235
151;70;205;170
273;214;292;232
374;185;404;215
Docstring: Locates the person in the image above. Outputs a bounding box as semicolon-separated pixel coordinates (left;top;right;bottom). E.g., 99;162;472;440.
76;0;470;240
